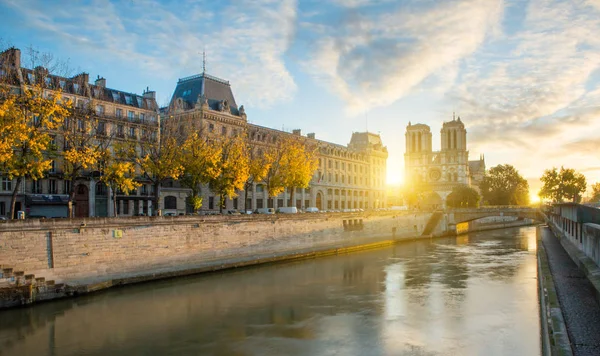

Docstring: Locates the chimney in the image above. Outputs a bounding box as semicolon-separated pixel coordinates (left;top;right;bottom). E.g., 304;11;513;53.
1;47;21;69
307;133;315;139
95;75;106;88
143;86;156;99
292;129;302;136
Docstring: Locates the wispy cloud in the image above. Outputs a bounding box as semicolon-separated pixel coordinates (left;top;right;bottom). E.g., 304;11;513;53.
4;0;298;108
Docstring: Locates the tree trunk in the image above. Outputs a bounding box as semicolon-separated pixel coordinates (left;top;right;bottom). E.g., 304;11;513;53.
153;181;160;216
289;187;295;208
219;193;225;214
68;178;76;218
244;183;250;212
10;177;22;220
113;190;118;217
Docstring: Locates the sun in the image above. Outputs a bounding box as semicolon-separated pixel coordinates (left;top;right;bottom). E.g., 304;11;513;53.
529;191;540;204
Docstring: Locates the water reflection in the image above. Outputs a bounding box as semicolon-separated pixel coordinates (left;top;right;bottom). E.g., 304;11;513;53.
0;227;540;356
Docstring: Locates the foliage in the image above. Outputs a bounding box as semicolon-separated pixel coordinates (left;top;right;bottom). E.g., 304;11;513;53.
208;134;250;212
180;132;221;211
0;85;69;218
99;143;140;216
479;164;529;206
243;145;273;209
280;137;318;205
539;167;587;203
591;183;600;203
446;185;480;208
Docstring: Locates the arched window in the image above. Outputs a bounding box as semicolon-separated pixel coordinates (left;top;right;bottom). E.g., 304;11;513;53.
164;196;177;210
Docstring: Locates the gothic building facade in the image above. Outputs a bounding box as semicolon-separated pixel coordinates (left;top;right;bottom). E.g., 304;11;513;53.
163;72;388;214
404;115;485;209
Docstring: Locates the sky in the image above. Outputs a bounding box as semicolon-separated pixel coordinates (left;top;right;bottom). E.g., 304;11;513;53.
2;0;600;198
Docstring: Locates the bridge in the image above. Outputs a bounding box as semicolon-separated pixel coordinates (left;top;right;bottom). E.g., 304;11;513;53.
421;207;543;236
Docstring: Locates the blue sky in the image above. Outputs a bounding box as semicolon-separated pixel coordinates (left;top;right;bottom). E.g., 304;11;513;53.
2;0;600;198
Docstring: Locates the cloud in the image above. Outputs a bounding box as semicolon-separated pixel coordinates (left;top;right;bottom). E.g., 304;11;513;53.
3;0;298;108
301;0;504;114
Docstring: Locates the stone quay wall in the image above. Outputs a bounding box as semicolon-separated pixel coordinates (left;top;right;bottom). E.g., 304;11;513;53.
0;212;434;308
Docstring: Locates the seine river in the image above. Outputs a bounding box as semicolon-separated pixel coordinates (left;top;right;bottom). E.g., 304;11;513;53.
0;226;541;356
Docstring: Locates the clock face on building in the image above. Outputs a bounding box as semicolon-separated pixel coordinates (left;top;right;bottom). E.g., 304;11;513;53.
428;168;441;181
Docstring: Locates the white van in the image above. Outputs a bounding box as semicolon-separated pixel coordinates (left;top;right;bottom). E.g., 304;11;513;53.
305;207;319;213
256;208;275;214
276;207;298;214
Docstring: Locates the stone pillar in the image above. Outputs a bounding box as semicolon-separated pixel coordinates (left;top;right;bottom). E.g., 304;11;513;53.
107;187;114;217
128;200;134;215
89;179;96;217
148;200;153;216
119;200;123;216
138;200;143;215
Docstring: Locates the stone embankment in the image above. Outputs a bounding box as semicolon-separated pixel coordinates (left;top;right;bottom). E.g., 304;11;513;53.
0;211;538;309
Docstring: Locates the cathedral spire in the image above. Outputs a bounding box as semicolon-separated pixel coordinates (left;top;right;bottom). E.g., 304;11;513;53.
453;112;456;121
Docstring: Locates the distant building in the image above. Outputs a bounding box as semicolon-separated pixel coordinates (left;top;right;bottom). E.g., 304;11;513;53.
163;72;388;213
404;115;485;209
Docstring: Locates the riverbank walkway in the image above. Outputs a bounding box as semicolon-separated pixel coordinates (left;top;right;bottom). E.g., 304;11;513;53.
541;227;600;355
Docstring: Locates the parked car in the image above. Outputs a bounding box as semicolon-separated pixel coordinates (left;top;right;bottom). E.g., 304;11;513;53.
255;208;275;214
305;207;319;213
245;210;253;215
276;207;298;214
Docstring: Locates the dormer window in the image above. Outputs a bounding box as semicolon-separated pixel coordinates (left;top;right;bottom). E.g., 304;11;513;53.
182;89;192;97
125;95;133;105
27;73;35;83
73;83;80;94
59;80;66;90
44;77;52;87
137;97;144;107
112;91;120;101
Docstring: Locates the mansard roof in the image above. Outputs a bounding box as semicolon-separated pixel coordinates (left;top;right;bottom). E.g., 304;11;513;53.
171;73;240;116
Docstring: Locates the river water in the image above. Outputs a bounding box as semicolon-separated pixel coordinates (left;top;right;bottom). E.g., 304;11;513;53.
0;226;541;356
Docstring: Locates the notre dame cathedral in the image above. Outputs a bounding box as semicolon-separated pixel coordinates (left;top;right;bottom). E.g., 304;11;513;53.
404;115;485;209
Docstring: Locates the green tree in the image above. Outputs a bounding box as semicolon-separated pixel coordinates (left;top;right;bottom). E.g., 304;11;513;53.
539;167;587;203
446;185;480;208
590;183;600;203
480;164;529;206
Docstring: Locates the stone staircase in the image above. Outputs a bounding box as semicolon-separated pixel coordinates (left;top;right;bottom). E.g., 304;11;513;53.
421;211;444;237
0;265;67;309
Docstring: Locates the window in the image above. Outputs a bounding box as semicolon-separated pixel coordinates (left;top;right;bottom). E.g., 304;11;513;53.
49;179;57;194
49;160;56;173
233;198;238;209
117;125;124;137
141;129;147;139
0;202;4;216
50;135;56;146
209;197;214;210
182;89;192;97
125;95;133;105
164;196;177;209
44;77;52;87
96;105;104;115
1;177;12;191
208;123;214;132
139;113;145;122
33;115;40;126
116;108;123;118
222;126;227;135
97;121;106;135
141;184;148;195
32;180;42;194
112;92;120;101
328;160;332;169
129;127;136;138
256;184;264;193
77;119;85;132
27;72;35;83
73;83;80;93
59;80;66;90
64;180;71;194
128;111;134;121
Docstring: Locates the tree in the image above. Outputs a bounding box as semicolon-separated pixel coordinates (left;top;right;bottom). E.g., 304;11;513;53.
243;145;272;211
446;185;480;208
539;167;587;203
137;119;184;215
480;164;529;206
0;85;69;218
590;183;600;203
208;134;249;213
61;101;110;217
179;132;221;212
281;137;318;208
98;144;140;217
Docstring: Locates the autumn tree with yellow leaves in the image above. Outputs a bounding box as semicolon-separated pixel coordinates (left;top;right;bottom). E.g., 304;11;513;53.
0;85;69;218
180;132;221;212
61;101;111;217
99;142;140;217
243;145;272;211
208;134;249;213
136;119;184;215
281;137;318;207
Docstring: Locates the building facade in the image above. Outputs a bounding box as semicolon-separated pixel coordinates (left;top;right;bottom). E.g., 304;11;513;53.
0;47;160;218
163;72;388;214
404;115;485;209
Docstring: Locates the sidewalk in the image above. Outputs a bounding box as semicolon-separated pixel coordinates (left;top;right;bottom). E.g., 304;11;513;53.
541;227;600;356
